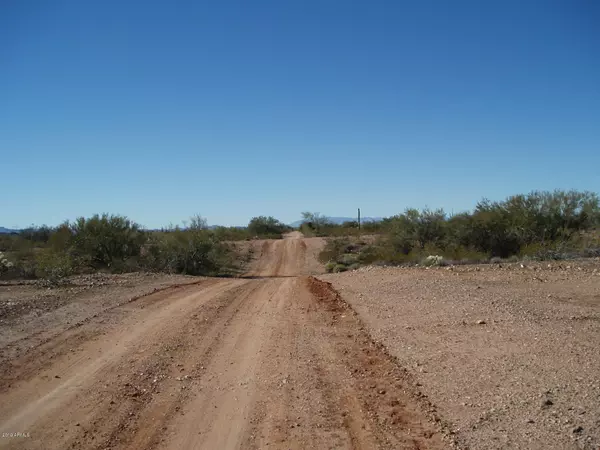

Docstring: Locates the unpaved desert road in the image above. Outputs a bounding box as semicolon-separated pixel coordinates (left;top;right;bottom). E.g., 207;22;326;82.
0;233;443;450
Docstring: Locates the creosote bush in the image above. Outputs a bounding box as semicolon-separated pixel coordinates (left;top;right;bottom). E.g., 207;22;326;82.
70;214;146;271
248;216;290;238
2;214;251;281
319;190;600;270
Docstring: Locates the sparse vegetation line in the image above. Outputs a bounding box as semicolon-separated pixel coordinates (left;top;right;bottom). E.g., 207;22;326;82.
1;189;598;281
315;190;600;272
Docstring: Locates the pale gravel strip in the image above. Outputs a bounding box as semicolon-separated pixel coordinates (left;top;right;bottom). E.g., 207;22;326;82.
321;262;600;450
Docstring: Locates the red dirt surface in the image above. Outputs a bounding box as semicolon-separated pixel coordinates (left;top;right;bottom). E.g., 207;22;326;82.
0;234;444;449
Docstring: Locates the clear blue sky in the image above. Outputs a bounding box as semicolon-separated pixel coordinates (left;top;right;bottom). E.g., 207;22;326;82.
1;0;599;228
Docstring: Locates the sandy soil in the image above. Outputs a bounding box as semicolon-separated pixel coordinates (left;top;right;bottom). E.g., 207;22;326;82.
242;232;325;277
321;261;600;450
0;234;443;449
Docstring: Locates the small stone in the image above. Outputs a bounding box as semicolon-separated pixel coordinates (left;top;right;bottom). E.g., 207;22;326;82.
542;399;553;408
476;320;486;325
378;389;386;395
572;426;583;433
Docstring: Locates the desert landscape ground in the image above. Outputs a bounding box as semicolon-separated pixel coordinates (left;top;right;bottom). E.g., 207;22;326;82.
0;233;599;449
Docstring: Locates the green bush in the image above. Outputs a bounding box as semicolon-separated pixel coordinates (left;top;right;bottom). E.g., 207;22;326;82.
0;252;14;274
422;255;444;267
248;216;289;238
70;214;146;270
333;264;348;273
4;214;243;279
211;226;251;241
324;261;336;273
337;253;359;265
320;238;377;272
318;238;352;264
300;212;331;234
36;249;74;282
379;190;599;260
317;190;599;268
142;221;237;276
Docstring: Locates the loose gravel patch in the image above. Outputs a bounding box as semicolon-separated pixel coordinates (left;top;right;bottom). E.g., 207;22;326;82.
321;260;600;449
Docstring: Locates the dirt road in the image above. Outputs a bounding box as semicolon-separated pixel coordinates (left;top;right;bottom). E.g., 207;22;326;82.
0;234;443;449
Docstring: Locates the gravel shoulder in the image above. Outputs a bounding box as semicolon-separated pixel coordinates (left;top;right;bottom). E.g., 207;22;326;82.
321;260;600;450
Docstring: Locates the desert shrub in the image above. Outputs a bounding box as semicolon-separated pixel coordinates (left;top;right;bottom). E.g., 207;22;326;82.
337;253;359;266
298;223;315;237
319;237;390;271
441;245;489;262
519;240;581;261
142;219;237;276
319;238;352;264
582;248;600;258
0;252;13;274
361;221;384;233
342;220;359;228
211;226;251;241
422;255;444;267
324;261;336;273
4;213;245;279
248;216;289;238
69;214;146;270
36;249;74;282
356;244;385;264
333;264;348;273
300;212;331;230
375;190;600;261
19;226;53;243
6;246;39;278
295;213;383;238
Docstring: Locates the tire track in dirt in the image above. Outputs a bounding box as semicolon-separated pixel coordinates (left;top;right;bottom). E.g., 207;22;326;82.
244;232;308;278
0;279;247;449
85;280;268;450
0;279;220;394
239;277;444;450
161;279;294;449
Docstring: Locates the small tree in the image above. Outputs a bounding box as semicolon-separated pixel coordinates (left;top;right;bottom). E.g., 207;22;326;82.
300;212;331;231
144;216;234;276
186;214;209;231
248;216;289;237
70;214;146;270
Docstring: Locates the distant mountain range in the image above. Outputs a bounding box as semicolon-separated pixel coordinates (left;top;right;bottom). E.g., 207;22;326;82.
0;227;19;234
289;217;383;227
